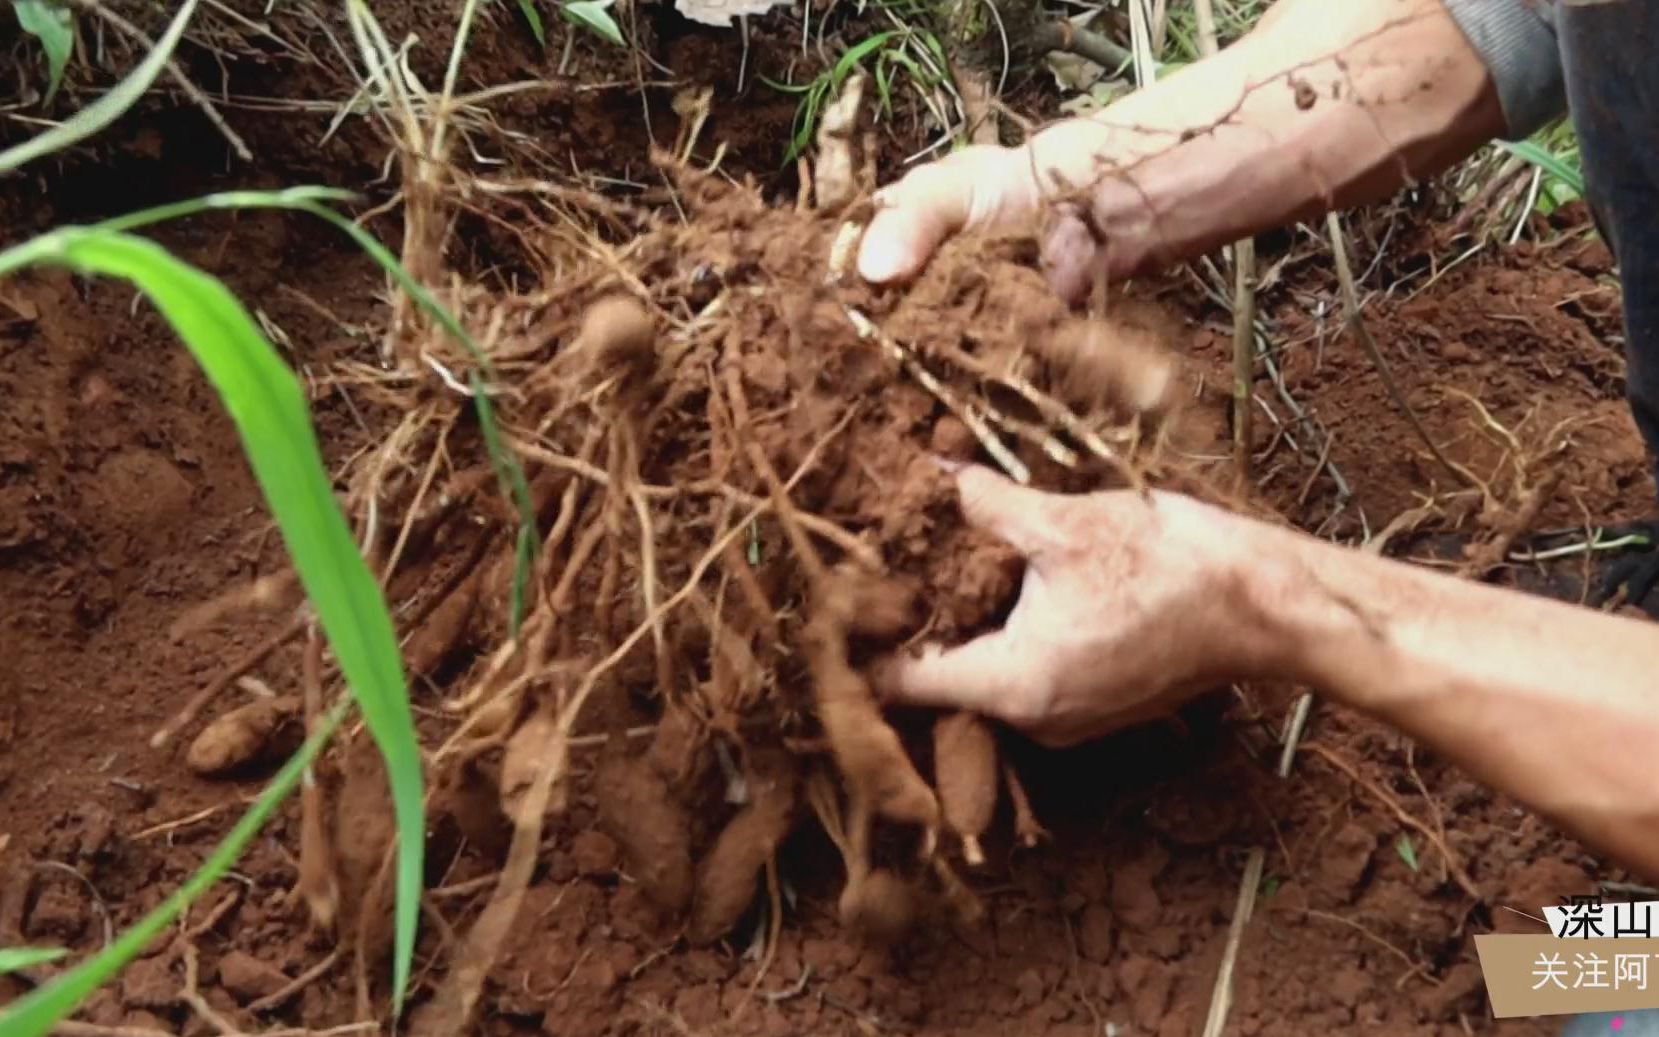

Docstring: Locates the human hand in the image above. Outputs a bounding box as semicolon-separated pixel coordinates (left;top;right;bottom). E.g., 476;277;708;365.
854;120;1158;305
871;463;1282;747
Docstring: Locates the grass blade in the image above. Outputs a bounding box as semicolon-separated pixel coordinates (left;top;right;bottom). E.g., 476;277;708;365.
1500;139;1585;197
832;31;899;89
0;947;67;976
1395;832;1420;872
0;0;198;173
13;0;74;105
0;698;349;1037
515;0;547;45
0;228;424;1016
562;0;624;46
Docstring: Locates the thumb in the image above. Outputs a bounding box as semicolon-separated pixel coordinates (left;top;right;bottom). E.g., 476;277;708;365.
953;463;1065;561
857;147;1030;284
869;629;1029;715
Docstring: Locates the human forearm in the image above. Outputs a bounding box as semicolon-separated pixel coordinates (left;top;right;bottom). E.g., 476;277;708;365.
1251;525;1659;879
1030;0;1506;277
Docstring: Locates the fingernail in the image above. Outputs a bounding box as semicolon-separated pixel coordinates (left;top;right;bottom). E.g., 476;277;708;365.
927;454;966;475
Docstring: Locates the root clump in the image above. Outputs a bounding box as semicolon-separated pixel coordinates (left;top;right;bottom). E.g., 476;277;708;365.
335;151;1216;1008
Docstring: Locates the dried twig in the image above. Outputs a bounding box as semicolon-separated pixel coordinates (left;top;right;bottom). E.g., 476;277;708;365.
841;306;1029;483
1201;847;1266;1037
1190;0;1257;481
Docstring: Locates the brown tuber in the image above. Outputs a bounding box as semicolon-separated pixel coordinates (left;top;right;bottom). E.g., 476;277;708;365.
595;744;695;917
574;293;656;392
498;704;559;827
838;867;916;946
687;749;799;946
932;711;999;866
800;567;940;834
186;695;300;777
404;567;483;677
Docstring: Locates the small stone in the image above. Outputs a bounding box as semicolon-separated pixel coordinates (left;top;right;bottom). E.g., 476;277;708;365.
1318;822;1376;902
1129;959;1173;1032
1328;966;1369;1008
25;882;86;941
123;1011;170;1032
1110;865;1162;932
82;989;124;1026
1145;925;1182;960
929;417;976;460
121;954;178;1010
1415;962;1485;1019
1012;966;1046;1009
1076;902;1113;963
216;950;289;1004
570;830;619;877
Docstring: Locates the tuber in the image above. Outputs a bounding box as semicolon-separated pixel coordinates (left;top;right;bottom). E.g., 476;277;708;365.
687;749;798;945
838;867;916;946
186;695;300;777
932;711;999;866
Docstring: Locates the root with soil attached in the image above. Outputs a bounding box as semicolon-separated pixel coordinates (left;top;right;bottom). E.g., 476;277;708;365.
294;69;1218;1022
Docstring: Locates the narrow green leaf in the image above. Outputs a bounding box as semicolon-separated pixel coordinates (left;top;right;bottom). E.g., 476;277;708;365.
757;75;816;95
831;31;899;90
15;230;424;1015
0;947;67;975
1395;832;1420;872
0;0;198;173
561;0;623;46
1500;139;1586;198
515;0;547;45
13;0;73;105
0;699;348;1037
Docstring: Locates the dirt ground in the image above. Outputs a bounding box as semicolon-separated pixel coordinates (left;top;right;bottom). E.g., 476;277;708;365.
1;5;1651;1037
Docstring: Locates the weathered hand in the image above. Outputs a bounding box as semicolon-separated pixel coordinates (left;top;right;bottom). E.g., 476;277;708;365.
855;121;1153;304
872;463;1276;746
854;143;1043;284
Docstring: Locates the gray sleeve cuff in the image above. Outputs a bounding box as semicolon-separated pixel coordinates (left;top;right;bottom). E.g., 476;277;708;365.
1443;0;1566;139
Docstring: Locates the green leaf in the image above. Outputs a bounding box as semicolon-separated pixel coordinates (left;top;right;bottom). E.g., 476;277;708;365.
515;0;547;45
561;0;623;47
0;226;424;1017
756;75;817;96
0;947;67;976
0;699;349;1037
1395;832;1420;872
0;0;197;173
13;0;73;106
831;31;899;91
1500;139;1586;198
